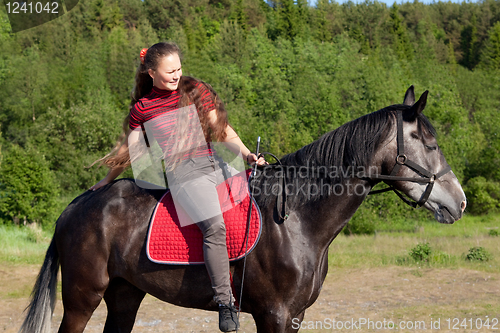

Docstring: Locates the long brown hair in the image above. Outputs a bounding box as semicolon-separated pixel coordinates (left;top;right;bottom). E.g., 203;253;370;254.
95;42;229;169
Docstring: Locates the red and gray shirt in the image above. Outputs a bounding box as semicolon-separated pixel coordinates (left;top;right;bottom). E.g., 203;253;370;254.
129;83;215;158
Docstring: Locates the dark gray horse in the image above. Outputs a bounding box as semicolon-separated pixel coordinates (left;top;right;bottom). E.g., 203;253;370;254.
20;86;466;333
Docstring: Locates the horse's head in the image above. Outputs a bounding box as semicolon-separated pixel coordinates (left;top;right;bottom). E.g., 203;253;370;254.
375;86;466;224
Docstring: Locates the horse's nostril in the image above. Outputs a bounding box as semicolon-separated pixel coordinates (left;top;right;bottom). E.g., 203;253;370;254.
461;200;466;212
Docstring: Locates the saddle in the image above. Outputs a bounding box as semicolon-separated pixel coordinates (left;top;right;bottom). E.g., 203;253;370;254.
146;170;262;265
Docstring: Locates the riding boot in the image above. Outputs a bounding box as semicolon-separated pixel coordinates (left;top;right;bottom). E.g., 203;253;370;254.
218;303;239;332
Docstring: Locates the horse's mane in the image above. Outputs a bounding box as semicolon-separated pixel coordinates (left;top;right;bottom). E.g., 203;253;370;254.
254;104;436;209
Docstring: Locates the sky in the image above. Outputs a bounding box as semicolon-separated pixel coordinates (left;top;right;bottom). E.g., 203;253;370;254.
308;0;480;6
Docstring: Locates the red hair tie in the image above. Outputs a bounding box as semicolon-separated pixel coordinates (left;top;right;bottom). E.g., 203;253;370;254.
140;48;148;64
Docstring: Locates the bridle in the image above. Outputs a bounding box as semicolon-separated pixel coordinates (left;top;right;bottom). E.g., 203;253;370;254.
254;110;452;222
358;110;452;208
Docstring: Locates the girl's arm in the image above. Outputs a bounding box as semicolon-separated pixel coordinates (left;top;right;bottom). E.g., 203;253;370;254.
207;109;267;166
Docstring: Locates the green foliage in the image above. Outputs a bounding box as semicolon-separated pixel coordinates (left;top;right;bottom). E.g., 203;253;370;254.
464;177;500;215
342;216;376;236
480;21;500;70
274;0;306;41
0;224;52;264
409;242;432;262
1;0;500;227
25;222;45;243
396;249;455;267
465;246;492;262
0;144;59;226
389;4;413;61
28;89;124;192
460;13;480;70
488;229;499;237
81;0;124;36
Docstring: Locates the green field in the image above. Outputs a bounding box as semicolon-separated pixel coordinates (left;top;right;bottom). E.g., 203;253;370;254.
330;214;500;272
1;213;499;271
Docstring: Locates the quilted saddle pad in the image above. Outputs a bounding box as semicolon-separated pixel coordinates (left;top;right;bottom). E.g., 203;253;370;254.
146;170;262;265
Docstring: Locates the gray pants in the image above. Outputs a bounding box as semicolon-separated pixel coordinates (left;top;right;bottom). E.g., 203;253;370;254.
168;156;232;305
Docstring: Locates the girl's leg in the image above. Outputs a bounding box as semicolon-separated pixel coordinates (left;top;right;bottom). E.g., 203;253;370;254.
168;156;239;331
196;216;239;332
196;215;232;305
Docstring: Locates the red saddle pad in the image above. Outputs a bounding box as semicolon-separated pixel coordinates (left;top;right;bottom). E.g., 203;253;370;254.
146;170;262;265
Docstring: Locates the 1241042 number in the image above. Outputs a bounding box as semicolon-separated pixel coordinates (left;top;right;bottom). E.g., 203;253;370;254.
5;2;59;14
446;317;499;330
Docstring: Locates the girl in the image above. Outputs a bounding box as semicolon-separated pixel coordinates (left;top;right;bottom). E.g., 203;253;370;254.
90;42;266;332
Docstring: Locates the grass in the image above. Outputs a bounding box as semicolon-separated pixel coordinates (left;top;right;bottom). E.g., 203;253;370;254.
1;213;499;270
0;224;52;264
328;213;500;272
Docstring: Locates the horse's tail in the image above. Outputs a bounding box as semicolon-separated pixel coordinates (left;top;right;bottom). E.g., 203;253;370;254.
19;236;59;333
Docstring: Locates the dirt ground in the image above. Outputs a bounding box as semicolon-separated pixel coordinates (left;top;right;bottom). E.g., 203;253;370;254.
1;264;499;333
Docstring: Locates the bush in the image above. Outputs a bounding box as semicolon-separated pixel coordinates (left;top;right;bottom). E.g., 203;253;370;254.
409;242;432;262
488;229;499;236
0;144;60;226
28;90;124;193
464;177;500;215
343;216;376;235
465;247;492;262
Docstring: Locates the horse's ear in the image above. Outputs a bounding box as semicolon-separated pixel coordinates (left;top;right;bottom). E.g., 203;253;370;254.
403;85;415;106
406;90;428;120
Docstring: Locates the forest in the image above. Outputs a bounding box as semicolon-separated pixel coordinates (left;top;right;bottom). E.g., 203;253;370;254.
0;0;499;231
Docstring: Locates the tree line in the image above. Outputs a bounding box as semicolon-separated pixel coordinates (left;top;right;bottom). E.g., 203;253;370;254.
0;0;499;228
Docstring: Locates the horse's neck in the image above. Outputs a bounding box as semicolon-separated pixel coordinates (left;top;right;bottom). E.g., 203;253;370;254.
298;177;371;248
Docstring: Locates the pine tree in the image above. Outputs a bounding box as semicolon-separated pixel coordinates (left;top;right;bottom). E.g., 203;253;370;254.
480;21;500;69
276;0;303;40
235;0;248;32
460;13;479;69
312;0;332;43
389;4;413;61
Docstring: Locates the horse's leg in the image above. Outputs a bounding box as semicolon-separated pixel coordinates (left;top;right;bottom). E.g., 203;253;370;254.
103;278;146;333
289;310;305;333
253;304;303;333
58;268;109;333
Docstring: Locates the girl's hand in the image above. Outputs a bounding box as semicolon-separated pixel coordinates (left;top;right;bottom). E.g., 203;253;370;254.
89;165;126;191
246;153;268;166
89;178;110;191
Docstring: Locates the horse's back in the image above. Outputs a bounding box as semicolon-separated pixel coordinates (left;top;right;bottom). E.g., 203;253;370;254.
54;179;161;275
56;179;157;229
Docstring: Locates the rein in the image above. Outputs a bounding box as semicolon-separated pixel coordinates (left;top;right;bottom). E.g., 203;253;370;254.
237;137;261;331
253;111;452;221
258;152;289;221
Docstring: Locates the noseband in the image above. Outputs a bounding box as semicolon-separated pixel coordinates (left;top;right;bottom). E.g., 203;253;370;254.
359;111;452;208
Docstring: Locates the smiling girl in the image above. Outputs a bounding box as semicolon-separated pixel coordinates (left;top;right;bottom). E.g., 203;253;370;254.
90;42;266;332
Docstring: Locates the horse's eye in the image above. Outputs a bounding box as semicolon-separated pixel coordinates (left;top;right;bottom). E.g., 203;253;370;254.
425;145;437;151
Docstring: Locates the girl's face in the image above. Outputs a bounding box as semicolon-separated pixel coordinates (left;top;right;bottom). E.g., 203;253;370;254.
148;53;182;91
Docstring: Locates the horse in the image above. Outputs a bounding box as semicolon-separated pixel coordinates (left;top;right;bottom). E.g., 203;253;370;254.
20;86;466;333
